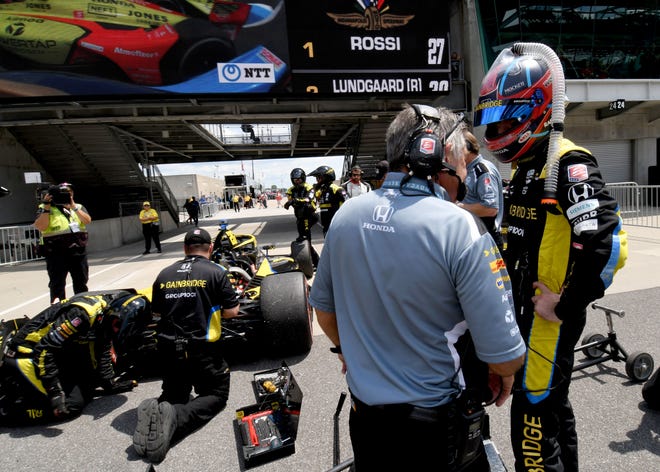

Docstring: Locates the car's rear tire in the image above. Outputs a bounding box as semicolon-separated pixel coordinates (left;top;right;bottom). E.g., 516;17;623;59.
260;271;312;356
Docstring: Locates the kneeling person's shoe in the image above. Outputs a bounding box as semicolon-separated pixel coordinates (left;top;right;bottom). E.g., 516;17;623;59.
133;398;158;457
146;401;177;463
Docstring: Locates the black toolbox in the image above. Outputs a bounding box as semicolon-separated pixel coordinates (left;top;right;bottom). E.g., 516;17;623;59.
234;362;303;468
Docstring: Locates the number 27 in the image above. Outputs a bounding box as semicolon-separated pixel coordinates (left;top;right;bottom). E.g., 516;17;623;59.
427;38;445;65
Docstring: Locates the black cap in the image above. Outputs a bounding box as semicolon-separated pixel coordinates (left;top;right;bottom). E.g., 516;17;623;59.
376;160;389;180
184;228;211;245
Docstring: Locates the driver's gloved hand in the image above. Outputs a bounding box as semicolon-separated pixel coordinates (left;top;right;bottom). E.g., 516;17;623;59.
50;392;69;417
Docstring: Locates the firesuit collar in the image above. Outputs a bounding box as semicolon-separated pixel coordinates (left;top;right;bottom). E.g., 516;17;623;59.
382;172;451;201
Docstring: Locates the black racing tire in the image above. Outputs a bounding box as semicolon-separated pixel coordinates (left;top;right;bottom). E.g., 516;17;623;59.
291;240;314;279
625;351;654;382
260;271;313;356
161;18;236;84
581;332;606;359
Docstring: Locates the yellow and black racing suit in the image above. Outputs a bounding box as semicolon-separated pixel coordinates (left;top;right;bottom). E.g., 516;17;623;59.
505;139;627;472
285;182;318;242
1;293;127;425
314;182;346;236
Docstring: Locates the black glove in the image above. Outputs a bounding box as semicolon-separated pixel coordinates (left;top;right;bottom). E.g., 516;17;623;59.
50;392;69;417
283;201;291;210
102;378;137;394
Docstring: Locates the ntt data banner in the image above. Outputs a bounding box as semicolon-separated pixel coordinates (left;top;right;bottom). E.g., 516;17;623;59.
0;0;451;100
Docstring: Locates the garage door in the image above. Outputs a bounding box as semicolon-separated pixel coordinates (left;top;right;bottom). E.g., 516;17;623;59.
581;140;633;184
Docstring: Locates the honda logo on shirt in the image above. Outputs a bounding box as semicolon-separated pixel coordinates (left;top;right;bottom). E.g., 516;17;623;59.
568;183;595;203
372;205;394;223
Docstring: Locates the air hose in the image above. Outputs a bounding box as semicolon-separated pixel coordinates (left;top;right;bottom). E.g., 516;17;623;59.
511;42;567;208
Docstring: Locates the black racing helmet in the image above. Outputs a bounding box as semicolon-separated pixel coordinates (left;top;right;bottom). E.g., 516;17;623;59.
309;165;336;184
290;168;306;184
103;292;152;353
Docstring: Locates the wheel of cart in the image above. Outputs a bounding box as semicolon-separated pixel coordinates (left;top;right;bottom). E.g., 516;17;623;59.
625;351;655;382
580;332;607;359
574;303;655;382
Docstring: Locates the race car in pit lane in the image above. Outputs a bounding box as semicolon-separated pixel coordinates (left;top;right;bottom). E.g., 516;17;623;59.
0;0;285;89
0;253;313;382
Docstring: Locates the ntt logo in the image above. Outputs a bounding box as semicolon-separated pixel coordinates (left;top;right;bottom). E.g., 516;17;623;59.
218;63;275;83
221;64;241;82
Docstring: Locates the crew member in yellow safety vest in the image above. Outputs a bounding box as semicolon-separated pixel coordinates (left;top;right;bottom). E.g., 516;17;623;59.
34;183;92;304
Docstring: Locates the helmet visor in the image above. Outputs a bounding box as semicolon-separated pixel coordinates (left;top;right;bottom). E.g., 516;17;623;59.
473;98;537;127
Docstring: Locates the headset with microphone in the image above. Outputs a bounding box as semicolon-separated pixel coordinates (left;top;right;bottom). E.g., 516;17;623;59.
402;105;467;199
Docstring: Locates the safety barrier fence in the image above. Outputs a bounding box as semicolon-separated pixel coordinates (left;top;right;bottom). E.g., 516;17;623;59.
0;225;41;266
606;183;660;229
179;202;222;224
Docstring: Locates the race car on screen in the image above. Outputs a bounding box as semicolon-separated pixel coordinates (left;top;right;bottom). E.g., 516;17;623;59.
0;0;279;87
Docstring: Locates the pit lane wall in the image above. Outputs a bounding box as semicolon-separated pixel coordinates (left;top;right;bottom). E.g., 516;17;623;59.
84;210;178;253
0;211;177;266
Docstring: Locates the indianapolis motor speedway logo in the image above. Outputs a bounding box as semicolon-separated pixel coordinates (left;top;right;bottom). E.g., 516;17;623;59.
326;1;414;31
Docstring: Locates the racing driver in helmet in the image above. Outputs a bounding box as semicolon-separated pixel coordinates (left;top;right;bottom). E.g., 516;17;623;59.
309;165;346;236
473;44;628;472
0;290;147;425
284;167;320;267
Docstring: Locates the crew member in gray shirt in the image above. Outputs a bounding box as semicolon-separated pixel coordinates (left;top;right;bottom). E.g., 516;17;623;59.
310;104;526;471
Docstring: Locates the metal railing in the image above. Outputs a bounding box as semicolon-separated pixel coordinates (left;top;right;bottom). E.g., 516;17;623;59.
201;202;221;219
179;202;222;224
148;164;180;224
0;225;41;266
606;183;660;228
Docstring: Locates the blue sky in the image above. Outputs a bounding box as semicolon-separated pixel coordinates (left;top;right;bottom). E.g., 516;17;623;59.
158;155;346;189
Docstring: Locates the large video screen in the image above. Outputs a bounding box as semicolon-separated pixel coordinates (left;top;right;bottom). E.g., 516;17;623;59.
0;0;452;100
